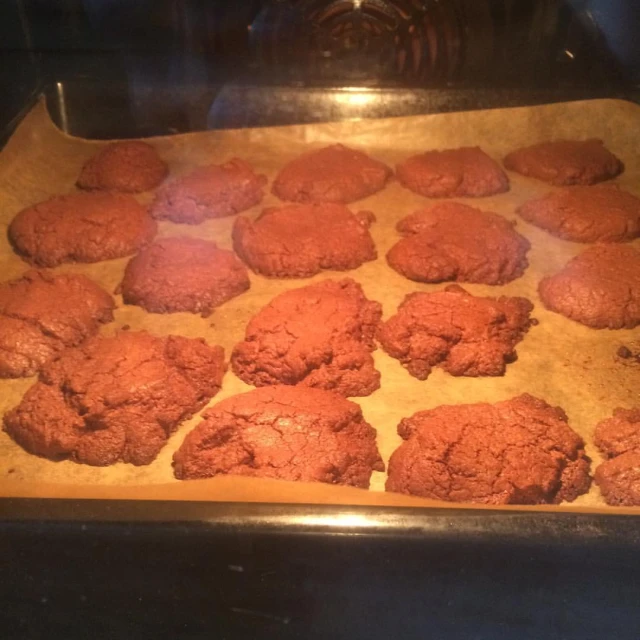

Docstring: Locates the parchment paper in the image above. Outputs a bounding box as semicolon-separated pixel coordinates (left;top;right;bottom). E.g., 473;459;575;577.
0;97;638;514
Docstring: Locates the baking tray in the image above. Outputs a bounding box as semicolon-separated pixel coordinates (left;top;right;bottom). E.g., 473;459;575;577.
0;96;639;520
3;94;640;640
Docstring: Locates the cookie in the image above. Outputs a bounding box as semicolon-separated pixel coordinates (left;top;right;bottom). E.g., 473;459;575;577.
517;185;640;243
120;237;250;316
538;244;640;329
272;144;391;204
594;407;640;507
396;146;509;198
386;394;591;505
232;278;382;397
77;141;168;193
386;202;530;285
504;139;622;185
151;159;267;224
3;331;226;466
9;192;157;267
594;408;640;506
0;270;115;378
377;285;535;381
233;203;377;278
595;408;640;459
173;385;384;487
594;453;640;506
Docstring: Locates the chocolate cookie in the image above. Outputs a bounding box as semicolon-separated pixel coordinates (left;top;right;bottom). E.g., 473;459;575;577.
504;139;622;185
538;245;640;329
232;278;381;396
518;185;640;243
377;285;535;381
77;141;168;193
272;144;391;204
594;453;640;507
0;270;115;378
151;159;267;224
386;203;530;285
595;408;640;459
386;394;591;505
233;203;377;278
9;192;157;267
120;237;250;316
396;146;509;198
3;331;226;466
594;408;640;505
173;385;384;487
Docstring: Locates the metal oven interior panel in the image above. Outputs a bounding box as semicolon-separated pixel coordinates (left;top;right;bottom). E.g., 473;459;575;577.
2;0;639;142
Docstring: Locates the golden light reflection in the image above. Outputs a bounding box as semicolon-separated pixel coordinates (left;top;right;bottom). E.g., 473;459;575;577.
335;88;376;107
289;512;379;529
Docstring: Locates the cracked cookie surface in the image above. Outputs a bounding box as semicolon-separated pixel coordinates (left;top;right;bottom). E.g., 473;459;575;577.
504;139;622;185
151;159;267;224
173;385;384;488
9;192;157;267
594;408;640;505
386;202;530;285
396;146;509;198
517;185;640;243
377;285;535;380
386;394;591;504
233;203;377;278
232;278;382;396
0;270;115;378
120;237;250;315
272;144;391;204
3;331;226;466
77;141;168;193
538;244;640;329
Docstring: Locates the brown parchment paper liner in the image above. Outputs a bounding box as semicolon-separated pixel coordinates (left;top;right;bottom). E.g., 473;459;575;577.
0;97;638;514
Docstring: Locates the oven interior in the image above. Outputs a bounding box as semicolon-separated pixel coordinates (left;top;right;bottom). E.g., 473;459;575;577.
2;6;640;637
2;0;639;142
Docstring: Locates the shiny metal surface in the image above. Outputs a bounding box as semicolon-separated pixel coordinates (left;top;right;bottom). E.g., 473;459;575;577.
3;499;640;541
207;83;626;129
38;79;634;140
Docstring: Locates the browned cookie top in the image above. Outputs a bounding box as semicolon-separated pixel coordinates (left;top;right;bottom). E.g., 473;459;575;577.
9;192;157;267
396;146;509;198
594;408;640;506
386;202;530;285
120;237;250;316
232;278;382;397
272;144;391;204
0;270;115;378
151;159;267;224
538;244;640;329
173;385;384;488
377;285;535;381
518;185;640;243
77;141;168;193
233;203;377;278
504;139;622;186
3;331;226;466
595;408;640;459
386;394;591;505
594;452;640;507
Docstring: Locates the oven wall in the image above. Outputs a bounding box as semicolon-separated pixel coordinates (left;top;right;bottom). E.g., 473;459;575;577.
1;0;635;139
